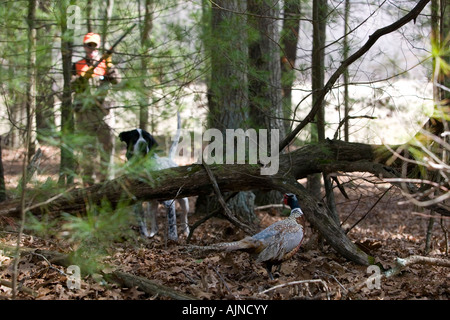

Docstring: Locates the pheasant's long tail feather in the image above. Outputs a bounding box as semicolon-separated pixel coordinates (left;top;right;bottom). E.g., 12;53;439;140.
186;237;257;252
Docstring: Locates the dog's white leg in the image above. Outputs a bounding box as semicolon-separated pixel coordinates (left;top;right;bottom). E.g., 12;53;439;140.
162;200;178;241
149;200;159;238
178;198;190;237
134;202;150;238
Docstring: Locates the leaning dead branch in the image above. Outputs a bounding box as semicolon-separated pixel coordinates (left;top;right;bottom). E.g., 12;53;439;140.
384;255;450;277
349;255;450;295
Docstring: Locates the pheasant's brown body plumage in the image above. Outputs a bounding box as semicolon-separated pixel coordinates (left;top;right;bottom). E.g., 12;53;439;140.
192;194;305;280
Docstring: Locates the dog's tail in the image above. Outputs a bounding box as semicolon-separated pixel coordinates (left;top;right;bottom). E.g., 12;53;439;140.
168;111;181;159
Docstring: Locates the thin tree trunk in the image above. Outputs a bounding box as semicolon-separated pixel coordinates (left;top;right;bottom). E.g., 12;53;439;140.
86;0;93;33
343;0;350;142
26;0;37;160
440;0;450;105
139;0;154;131
101;0;114;51
13;0;37;298
59;0;75;186
308;0;327;198
280;0;301;135
0;136;5;202
36;22;55;144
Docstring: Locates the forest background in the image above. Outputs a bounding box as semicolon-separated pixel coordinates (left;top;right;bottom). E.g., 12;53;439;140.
0;0;449;300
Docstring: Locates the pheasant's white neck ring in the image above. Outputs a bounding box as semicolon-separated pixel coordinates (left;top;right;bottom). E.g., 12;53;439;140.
291;208;304;216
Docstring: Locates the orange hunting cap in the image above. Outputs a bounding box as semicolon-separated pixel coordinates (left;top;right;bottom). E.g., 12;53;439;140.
83;32;101;46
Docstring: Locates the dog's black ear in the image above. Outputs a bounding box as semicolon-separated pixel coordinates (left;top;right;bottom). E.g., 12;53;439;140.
118;131;129;142
141;130;158;151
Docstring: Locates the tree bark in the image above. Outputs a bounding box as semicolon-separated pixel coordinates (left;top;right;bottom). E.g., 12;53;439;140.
248;0;285;138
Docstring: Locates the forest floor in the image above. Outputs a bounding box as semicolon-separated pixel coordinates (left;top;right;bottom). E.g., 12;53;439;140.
0;145;449;300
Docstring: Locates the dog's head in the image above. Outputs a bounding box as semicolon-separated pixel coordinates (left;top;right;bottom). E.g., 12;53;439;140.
119;129;158;160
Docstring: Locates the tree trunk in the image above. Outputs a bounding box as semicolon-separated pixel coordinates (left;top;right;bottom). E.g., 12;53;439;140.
139;0;154;131
248;0;285;206
198;0;256;225
86;0;93;33
207;0;248;130
308;0;327;200
280;0;301;134
58;0;76;186
0;136;5;202
36;21;56;144
248;0;285;138
101;0;114;51
440;0;450;104
311;0;327;142
343;0;350;142
26;0;37;160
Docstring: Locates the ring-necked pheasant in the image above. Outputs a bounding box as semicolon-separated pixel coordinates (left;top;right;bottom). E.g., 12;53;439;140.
190;193;305;280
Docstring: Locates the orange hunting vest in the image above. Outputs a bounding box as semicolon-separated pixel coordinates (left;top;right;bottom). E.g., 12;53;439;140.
74;59;108;78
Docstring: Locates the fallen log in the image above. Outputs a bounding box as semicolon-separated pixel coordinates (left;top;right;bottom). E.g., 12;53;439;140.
0;140;391;218
105;270;198;300
0;140;436;266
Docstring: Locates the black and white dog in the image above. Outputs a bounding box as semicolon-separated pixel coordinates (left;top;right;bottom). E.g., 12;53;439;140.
119;125;189;241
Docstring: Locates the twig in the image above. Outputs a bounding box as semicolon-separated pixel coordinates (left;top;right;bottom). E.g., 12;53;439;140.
254;204;287;211
440;216;448;255
213;266;237;299
186;209;219;244
345;186;392;234
29;252;67;276
182;270;197;284
341;194;363;226
186;192;239;243
259;279;330;299
315;270;348;294
202;162;256;235
25;186;76;212
333;116;377;140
